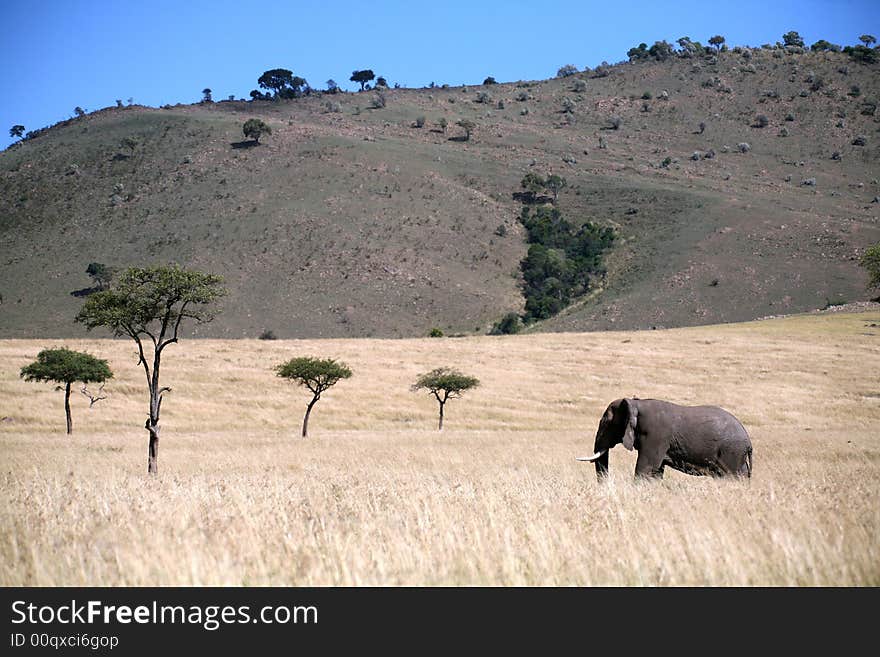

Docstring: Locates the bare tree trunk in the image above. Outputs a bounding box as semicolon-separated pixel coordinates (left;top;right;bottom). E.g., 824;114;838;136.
64;381;72;435
302;397;318;438
438;401;445;431
147;420;159;474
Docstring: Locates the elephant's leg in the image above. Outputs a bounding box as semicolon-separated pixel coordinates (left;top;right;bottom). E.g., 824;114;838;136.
634;449;665;479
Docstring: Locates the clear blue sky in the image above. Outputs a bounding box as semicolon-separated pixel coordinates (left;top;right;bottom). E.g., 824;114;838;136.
1;0;877;149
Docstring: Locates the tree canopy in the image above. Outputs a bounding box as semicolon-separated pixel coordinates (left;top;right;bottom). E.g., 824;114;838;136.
860;242;880;291
258;68;294;96
456;119;476;140
708;35;725;50
243;118;271;143
545;174;567;201
782;31;805;48
21;348;112;387
350;69;375;90
76;265;225;339
9;125;24;138
86;262;115;290
275;357;353;393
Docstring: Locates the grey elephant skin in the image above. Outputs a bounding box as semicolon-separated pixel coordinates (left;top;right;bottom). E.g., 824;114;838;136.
578;398;753;479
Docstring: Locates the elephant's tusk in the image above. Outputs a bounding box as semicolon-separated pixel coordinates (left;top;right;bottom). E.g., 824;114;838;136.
576;450;608;462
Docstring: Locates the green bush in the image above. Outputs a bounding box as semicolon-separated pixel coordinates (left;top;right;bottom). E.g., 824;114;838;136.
517;206;614;323
490;312;522;335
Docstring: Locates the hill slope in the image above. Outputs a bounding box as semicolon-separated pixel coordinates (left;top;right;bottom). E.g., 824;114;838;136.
2;48;879;337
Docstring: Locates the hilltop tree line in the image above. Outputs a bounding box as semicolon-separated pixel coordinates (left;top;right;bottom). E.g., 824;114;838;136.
625;32;877;63
8;30;877;146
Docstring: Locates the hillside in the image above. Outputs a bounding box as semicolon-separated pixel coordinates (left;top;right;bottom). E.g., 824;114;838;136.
1;47;879;338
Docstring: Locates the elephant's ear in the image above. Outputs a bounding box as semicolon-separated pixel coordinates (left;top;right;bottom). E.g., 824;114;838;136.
622;398;638;451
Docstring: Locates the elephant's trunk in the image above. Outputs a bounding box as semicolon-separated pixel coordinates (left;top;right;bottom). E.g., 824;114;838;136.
594;450;609;480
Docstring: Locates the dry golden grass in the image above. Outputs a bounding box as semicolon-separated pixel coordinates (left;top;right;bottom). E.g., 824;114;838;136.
1;311;878;586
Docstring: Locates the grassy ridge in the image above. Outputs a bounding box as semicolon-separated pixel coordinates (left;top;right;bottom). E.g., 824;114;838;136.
1;311;877;585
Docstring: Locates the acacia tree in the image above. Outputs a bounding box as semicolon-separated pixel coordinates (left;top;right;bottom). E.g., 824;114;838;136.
456;119;476;141
545;174;567;202
20;348;112;435
243;118;271;143
859;35;877;47
75;265;225;474
708;35;725;51
274;357;352;437
412;367;480;430
782;31;805;48
258;68;295;97
350;69;375;91
9;125;24;139
86;262;116;290
120;136;138;157
521;173;546;202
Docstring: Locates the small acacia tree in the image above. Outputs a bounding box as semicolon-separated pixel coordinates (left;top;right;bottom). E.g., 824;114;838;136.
86;262;115;290
521;172;546;201
243;118;271;143
860;242;880;294
120;136;138;157
20;348;112;435
782;31;805;48
351;69;375;91
10;125;24;139
275;357;352;437
545;174;567;202
412;367;480;430
76;265;225;474
456;119;476;141
708;35;725;51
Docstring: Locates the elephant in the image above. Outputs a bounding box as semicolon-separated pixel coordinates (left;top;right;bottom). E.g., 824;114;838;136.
577;398;752;480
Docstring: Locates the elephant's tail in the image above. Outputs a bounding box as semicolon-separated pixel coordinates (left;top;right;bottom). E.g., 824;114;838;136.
745;445;753;479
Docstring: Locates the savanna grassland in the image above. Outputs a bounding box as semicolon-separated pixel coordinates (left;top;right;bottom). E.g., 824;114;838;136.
1;311;878;586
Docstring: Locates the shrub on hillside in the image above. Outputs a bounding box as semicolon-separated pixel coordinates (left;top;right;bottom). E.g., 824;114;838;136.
754;114;769;128
557;64;579;78
242;118;271;143
860;242;880;292
490;312;522;335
